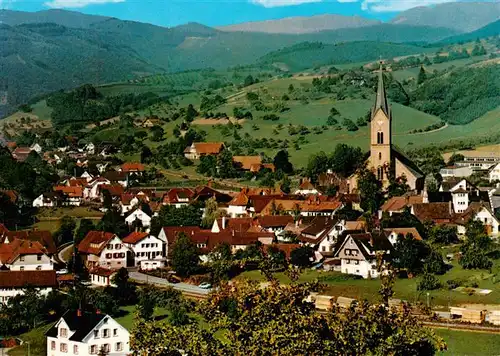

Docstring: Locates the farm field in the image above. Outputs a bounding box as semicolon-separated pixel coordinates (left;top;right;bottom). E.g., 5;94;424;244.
236;258;500;308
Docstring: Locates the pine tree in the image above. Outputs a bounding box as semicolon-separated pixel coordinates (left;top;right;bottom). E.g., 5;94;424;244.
417;66;427;85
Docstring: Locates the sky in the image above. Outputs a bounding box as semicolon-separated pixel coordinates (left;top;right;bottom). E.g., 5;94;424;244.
0;0;492;27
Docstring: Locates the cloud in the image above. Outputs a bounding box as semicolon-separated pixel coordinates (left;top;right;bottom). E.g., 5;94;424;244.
44;0;125;9
360;0;458;12
250;0;322;8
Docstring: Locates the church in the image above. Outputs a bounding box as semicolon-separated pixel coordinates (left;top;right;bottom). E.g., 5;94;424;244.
350;63;424;192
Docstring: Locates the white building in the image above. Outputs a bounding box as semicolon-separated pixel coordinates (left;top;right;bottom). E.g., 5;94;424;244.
32;193;57;208
125;208;152;228
89;267;117;287
333;232;392;279
46;310;130;356
78;231;129;269
294;180;320;195
440;166;474;179
122;232;164;269
84;178;111;200
0;270;57;304
0;239;54;271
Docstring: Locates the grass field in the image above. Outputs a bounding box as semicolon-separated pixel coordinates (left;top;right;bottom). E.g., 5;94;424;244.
237;257;500;308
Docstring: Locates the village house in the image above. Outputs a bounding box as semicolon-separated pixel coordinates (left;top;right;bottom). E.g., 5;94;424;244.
89;267;117;287
382;227;423;245
33;192;60;208
0;238;53;271
255;215;294;235
260;198;342;217
122;232;164;269
184;142;225;160
411;202;455;225
440;165;474;179
454;202;500;236
162;188;195;208
125;208;152;228
46;310;130;356
84;177;111;200
53;186;83;206
448;150;500;171
11;147;34;162
439;178;490;214
120;162;145;176
378;194;424;218
227;191;250;218
78;231;129;269
334;232;393;279
0;270;57;304
103;171;129;187
294;180;321;195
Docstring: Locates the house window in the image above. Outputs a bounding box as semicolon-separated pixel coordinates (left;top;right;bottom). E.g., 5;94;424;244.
103;344;110;353
74;345;79;354
37;254;42;261
94;330;99;338
36;265;42;271
106;253;112;259
378;152;382;161
106;244;113;250
51;341;56;350
60;343;68;353
377;167;383;181
116;342;123;351
377;131;384;144
113;328;118;336
115;244;121;249
103;329;110;338
20;266;24;271
20;256;25;262
90;345;97;354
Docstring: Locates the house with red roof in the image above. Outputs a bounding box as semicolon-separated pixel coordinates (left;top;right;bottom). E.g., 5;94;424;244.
0;238;53;271
162;188;195;208
122;232;164;270
120;162;146;174
294;180;321;195
0;270;57;304
78;231;129;269
84;177;111;200
53;186;83;206
89;266;118;287
184;142;224;160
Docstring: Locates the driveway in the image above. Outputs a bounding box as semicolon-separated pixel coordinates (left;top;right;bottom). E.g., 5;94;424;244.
129;271;211;296
57;243;74;264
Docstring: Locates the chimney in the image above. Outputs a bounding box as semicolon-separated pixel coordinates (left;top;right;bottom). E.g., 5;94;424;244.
222;216;226;230
77;309;82;317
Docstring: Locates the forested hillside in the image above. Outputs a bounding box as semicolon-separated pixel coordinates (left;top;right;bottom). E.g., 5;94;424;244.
259;41;434;71
410;65;500;125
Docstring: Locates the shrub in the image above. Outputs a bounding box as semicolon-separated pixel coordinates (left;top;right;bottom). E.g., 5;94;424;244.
417;272;441;291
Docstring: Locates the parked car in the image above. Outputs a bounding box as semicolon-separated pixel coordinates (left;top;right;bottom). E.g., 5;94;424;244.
198;282;212;289
167;274;181;284
56;269;68;275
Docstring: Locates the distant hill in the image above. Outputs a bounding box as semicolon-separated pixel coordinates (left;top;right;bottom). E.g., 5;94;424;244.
258;41;433;72
439;20;500;44
0;9;458;116
390;2;500;33
217;14;380;34
0;9;110;28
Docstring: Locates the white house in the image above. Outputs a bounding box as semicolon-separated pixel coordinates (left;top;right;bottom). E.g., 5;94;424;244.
46;310;130;356
0;239;54;271
84;142;96;155
125;208;152;228
78;231;129;269
81;171;94;182
89;267;117;287
33;193;57;208
30;143;43;154
456;203;500;236
382;227;423;246
0;270;57;304
84;178;111;200
334;232;392;279
489;163;500;183
227;192;249;218
440;166;474;179
122;232;164;269
294;180;320;195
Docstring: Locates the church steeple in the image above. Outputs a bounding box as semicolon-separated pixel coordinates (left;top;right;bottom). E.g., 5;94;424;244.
373;62;390;118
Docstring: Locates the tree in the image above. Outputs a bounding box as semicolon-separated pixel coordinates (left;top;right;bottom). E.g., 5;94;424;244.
244;75;255;87
447;153;465;166
151;204;202;235
171;233;200;278
393;233;428;276
201;197;224;228
459;220;493;270
196;155;217;177
54;216;76;246
358;169;383;213
330;144;364;177
288;84;295;93
102;189;113;210
417;272;441;291
424;248;447;275
137;286;157;320
217;149;237;179
150;125;164;141
387;175;410;198
428;225;458;245
75;219;94;245
417;66;427;85
280;175;291;194
306;151;329;182
97;208;129;237
140;146;153;164
290;246;314;267
131;278;445;355
273;150;293;174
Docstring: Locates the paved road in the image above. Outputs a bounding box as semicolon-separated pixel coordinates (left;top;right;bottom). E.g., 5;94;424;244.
129;271;212;296
57;243;74;264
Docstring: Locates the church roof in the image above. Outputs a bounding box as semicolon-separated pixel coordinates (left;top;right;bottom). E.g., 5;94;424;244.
391;145;424;179
373;62;390;118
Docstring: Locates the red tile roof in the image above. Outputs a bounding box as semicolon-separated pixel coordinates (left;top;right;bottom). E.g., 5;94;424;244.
99;184;125;197
78;231;117;255
162;188;195;204
122;232;149;244
68;178;88;187
89;266;117;277
53;186;83;198
380;195;423;212
0;270;57;288
188;142;224;155
412;202;454;223
299;180;316;190
121;162;145;172
256;215;294;228
383;228;423;241
229;191;249;206
0;239;48;264
0;190;18;203
0;230;56;255
233;156;262;170
161;227;203;245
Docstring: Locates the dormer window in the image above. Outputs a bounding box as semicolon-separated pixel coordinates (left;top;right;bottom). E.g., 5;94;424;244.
60;327;68;337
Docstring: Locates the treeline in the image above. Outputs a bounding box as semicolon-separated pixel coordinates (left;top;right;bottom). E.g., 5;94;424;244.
410;65;500;125
47;84;166;127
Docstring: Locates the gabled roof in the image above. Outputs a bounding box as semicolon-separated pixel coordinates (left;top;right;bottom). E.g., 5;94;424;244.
336;232;392;260
0;190;18;203
215;217;254;232
163;188;195;204
229;191;249;206
412;202;454;222
0;270;57;288
53;186;83;198
103;170;128;182
380;195;423;212
122;232;149;244
45;310;107;342
186;142;224;155
298;180;316;191
0;239;48;264
161;226;203;245
1;230;56;255
99;184;125;197
301;216;336;236
233;156;262;170
383;227;423;241
78;231;117;255
121;162;145;172
89;266;117;277
454;202;495;225
256;215;294;228
391;146;424;179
